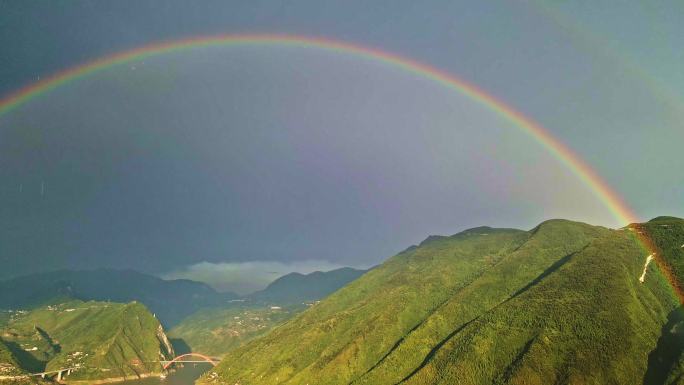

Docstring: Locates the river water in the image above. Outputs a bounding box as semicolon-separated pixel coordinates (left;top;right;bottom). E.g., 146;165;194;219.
116;364;212;385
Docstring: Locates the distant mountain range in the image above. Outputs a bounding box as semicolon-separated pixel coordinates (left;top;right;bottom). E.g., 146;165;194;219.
0;269;237;327
249;267;368;304
0;266;368;330
199;217;684;385
0;264;370;380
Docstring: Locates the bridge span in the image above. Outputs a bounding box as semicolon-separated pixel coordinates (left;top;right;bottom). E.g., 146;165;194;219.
158;353;221;369
0;353;219;382
31;367;78;381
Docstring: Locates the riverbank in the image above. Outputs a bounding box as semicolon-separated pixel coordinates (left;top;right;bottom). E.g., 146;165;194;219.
81;364;211;385
63;371;166;385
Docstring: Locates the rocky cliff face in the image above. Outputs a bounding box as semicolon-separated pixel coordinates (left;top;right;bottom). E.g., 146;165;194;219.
156;324;175;359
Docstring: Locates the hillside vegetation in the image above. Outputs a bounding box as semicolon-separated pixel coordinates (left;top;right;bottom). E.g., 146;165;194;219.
199;218;684;385
169;267;367;356
168;305;301;356
0;300;174;382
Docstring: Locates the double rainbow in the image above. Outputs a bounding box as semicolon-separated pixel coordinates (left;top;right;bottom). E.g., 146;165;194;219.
0;34;638;224
1;34;673;298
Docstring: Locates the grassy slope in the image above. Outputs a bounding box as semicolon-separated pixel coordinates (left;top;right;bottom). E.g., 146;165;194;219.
168;305;301;356
201;219;684;385
0;300;174;381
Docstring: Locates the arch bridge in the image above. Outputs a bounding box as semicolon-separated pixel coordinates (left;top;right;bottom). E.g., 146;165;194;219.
160;353;220;369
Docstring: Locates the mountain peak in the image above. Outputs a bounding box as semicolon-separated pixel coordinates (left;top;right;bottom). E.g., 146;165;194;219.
418;225;525;247
648;216;684;223
250;267;367;303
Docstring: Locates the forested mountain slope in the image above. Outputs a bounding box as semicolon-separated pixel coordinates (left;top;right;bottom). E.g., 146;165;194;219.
168;267;367;357
168;305;301;357
0;300;174;382
200;218;684;385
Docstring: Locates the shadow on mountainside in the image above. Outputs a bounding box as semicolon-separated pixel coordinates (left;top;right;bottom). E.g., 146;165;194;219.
643;306;684;385
4;340;46;373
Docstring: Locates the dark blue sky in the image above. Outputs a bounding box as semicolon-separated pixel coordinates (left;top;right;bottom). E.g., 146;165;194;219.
1;1;682;289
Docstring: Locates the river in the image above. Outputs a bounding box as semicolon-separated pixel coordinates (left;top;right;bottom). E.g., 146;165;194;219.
115;364;212;385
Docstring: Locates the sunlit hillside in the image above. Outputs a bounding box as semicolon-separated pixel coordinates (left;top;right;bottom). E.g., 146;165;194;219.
200;218;684;385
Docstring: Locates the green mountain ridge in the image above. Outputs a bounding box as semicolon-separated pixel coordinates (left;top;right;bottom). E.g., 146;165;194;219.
249;267;368;304
0;300;174;382
199;218;684;385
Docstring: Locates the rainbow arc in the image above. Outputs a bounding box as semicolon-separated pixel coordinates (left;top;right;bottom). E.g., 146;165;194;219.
1;34;675;299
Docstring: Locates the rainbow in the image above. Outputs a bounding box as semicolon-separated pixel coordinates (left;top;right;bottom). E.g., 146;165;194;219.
0;34;638;224
0;34;672;297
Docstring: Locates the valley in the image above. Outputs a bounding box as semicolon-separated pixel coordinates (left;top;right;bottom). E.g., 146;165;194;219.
0;265;366;383
3;5;681;383
1;217;683;385
168;305;302;357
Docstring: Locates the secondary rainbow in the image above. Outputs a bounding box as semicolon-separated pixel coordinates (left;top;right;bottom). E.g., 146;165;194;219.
528;1;684;121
